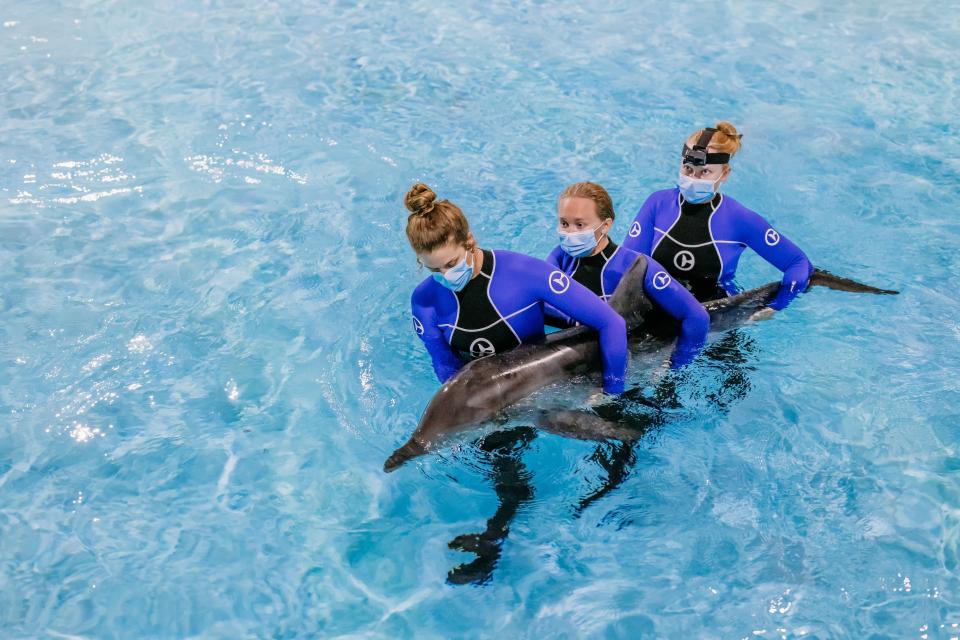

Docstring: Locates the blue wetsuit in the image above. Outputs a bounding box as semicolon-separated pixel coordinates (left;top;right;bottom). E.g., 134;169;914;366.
411;249;628;394
546;240;709;367
622;188;813;309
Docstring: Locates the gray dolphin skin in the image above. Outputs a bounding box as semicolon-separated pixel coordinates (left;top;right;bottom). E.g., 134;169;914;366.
383;260;897;473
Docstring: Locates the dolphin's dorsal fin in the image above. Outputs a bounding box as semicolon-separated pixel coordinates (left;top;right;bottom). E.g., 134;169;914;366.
608;254;653;330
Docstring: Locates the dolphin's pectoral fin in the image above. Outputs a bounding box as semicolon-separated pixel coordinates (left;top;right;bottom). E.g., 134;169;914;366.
534;409;648;442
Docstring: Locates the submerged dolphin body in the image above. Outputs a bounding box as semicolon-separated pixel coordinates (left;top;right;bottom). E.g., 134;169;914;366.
384;259;897;472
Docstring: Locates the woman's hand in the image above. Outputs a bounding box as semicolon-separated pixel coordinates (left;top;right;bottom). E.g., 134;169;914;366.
748;307;776;322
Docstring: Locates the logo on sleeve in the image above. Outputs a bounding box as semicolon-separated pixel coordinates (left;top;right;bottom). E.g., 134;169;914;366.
652;271;672;290
412;316;425;335
765;228;781;246
674;250;695;271
548;270;571;294
469;338;496;358
629;221;642;238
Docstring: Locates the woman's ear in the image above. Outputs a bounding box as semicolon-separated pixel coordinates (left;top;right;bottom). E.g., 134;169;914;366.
464;232;477;251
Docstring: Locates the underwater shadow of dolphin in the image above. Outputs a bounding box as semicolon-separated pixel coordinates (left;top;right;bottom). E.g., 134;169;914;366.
384;258;898;473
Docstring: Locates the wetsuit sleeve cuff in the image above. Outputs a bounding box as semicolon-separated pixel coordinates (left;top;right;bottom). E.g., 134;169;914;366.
603;376;625;396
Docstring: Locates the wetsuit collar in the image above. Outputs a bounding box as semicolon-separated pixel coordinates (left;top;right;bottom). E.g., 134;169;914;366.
678;191;722;214
580;240;618;265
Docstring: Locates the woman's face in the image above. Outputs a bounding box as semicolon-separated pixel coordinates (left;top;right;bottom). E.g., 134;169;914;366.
680;149;731;184
418;239;471;274
558;197;611;237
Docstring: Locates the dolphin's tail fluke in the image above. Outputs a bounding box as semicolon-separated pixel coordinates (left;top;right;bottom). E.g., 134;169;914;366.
384;437;427;473
810;268;899;295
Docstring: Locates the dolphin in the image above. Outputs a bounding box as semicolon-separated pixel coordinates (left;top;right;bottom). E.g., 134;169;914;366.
384;258;897;472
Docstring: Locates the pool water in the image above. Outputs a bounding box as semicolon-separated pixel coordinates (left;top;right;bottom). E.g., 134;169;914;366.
2;1;959;637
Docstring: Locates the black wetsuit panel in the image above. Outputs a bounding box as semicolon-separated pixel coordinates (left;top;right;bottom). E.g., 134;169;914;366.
651;195;729;301
449;250;522;359
570;241;619;298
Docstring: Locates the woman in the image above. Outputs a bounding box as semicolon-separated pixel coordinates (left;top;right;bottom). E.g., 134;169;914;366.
405;182;628;395
546;181;709;367
621;122;812;309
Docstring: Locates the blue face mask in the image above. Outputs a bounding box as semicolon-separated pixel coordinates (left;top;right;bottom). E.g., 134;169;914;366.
432;250;474;292
677;172;719;204
559;222;605;258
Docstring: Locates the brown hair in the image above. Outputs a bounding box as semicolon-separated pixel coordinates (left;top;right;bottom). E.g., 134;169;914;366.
558;181;615;221
685;121;743;158
403;183;472;254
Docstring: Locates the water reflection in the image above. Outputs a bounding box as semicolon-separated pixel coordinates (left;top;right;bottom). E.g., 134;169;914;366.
446;427;536;586
573;330;758;518
444;329;759;586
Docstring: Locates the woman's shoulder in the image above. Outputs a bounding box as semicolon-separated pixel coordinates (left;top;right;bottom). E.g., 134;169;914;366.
640;187;680;210
411;276;442;306
717;192;758;216
607;243;638;265
545;245;577;271
613;244;643;260
491;249;549;271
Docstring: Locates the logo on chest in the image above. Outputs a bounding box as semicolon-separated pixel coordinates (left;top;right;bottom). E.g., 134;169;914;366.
674;250;696;271
469;337;496;358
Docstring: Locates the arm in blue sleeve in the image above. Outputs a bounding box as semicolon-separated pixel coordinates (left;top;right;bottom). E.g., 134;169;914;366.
737;208;813;311
642;258;709;367
411;293;464;383
543;246;575;328
621;193;658;254
543;305;575;329
523;257;628;394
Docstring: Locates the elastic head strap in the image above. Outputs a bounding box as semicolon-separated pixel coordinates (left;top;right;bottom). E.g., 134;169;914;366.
695;127;718;150
682;127;736;165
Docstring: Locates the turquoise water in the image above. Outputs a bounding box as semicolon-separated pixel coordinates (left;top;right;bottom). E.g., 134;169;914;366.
2;0;959;637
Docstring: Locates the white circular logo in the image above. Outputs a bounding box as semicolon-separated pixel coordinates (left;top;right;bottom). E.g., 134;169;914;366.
548;270;570;294
652;271;672;290
412;316;424;335
765;228;781;246
674;250;695;271
629;221;642;238
469;338;496;358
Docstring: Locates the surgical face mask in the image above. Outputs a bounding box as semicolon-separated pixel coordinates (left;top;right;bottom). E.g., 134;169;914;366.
432;250;474;292
677;171;719;204
559;222;605;258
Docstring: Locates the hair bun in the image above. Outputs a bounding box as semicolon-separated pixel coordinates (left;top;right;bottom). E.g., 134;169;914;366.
715;121;742;139
405;182;437;217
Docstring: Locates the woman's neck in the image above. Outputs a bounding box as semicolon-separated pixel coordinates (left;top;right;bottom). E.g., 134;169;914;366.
470;247;484;278
589;234;610;257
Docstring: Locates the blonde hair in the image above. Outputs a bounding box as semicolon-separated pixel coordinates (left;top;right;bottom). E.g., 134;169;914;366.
403;183;472;253
685;121;743;158
558;181;615;221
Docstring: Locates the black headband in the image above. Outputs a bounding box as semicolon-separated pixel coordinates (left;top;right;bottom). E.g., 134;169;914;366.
681;127;741;166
